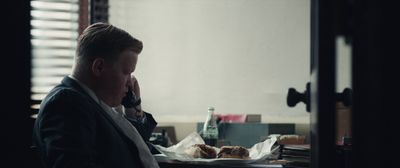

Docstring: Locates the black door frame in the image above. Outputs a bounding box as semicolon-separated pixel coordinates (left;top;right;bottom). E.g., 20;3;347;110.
310;0;337;168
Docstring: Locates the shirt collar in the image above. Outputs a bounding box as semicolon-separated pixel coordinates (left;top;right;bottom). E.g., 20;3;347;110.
68;75;101;104
68;75;119;115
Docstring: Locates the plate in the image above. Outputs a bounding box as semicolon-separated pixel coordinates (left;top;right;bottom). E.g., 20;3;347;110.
190;158;257;164
154;154;257;164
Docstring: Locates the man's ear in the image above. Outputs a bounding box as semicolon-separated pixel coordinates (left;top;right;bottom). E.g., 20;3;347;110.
91;58;105;76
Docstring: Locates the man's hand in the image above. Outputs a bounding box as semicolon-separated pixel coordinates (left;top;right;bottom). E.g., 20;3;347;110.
122;75;144;119
131;75;141;98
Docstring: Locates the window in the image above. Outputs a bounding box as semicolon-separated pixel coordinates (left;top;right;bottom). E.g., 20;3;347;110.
30;0;79;112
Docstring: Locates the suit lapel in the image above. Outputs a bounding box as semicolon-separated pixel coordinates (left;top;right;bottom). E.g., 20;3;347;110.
61;76;137;145
61;76;159;168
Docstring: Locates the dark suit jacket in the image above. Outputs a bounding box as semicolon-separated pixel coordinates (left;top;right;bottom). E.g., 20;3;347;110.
33;76;157;168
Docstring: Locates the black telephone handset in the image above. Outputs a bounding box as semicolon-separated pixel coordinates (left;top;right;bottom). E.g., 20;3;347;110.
121;87;141;108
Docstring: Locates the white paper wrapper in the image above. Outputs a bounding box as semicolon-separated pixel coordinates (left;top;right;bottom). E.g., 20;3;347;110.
154;132;279;164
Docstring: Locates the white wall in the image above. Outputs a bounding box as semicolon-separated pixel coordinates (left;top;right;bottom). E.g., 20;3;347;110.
109;0;311;125
336;36;352;92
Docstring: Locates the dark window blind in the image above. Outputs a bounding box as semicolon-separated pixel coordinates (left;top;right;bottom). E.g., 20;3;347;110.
30;0;79;112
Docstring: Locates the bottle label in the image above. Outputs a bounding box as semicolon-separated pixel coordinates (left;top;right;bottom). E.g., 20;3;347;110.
203;126;218;139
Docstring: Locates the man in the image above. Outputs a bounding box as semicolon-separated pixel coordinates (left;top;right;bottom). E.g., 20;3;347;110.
33;22;159;168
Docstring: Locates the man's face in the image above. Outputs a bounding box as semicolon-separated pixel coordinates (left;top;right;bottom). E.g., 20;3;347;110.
98;50;138;107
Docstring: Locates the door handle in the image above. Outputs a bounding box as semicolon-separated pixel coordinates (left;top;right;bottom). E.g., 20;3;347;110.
287;82;311;112
287;82;352;112
336;88;352;107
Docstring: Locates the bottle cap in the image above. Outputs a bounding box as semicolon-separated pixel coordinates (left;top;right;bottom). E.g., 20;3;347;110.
208;106;215;111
